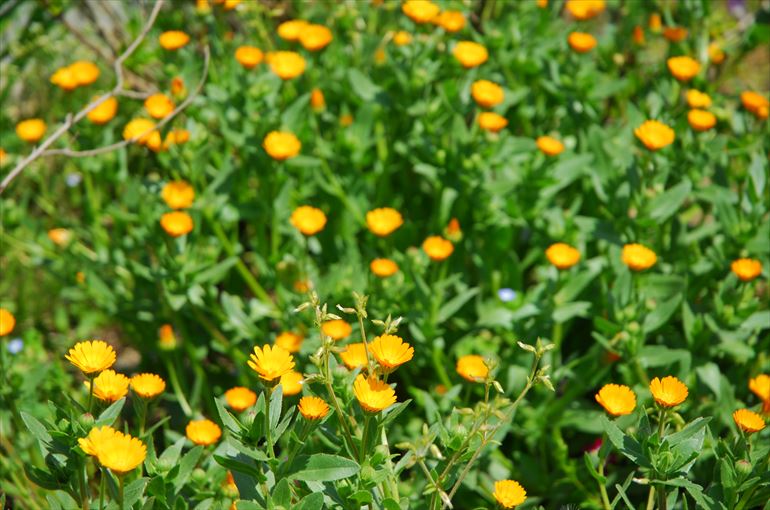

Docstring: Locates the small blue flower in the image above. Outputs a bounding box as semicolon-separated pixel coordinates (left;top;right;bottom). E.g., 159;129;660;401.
66;173;82;187
7;338;23;355
498;288;517;302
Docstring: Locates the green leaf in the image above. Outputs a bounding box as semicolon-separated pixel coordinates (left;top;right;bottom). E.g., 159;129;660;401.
269;384;283;432
582;452;606;484
123;477;148;508
20;411;52;445
272;478;291;507
740;311;770;331
215;396;242;434
647;179;692;223
601;416;651;468
158;438;186;467
380;400;411;428
437;287;479;324
553;301;592;323
174;446;203;492
295;493;324;510
659;478;717;509
348;69;382;101
290;454;360;482
95;398;125;426
748;152;766;197
643;293;683;333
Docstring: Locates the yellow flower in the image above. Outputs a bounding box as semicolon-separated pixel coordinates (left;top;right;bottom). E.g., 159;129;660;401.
310;88;325;110
159;31;190;50
277;20;308;41
235;46;263;69
595;384;636;416
298;396;329;420
96;432;146;474
369;334;414;371
434;11;465;32
649;376;688;407
130;373;166;399
162;181;195;210
186;419;222;445
732;409;765;433
196;0;210;12
300;24;333;51
51;66;78;91
0;308;16;336
749;374;770;409
731;258;762;282
160;211;194;237
402;0;440;23
456;355;488;382
224;387;257;411
267;51;306;80
545;243;581;269
422;236;454;261
493;479;527;508
340;343;368;370
453;41;488;68
648;13;662;32
123;118;162;151
78;425;121;456
275;331;303;353
322;319;352;341
741;91;769;120
86;370;130;403
144;93;175;119
686;90;711;109
565;0;605;20
353;374;396;413
667;56;700;82
708;42;725;64
248;344;295;382
471;80;504;109
223;0;240;10
393;31;412;46
370;258;398;278
366;207;403;236
536;136;564;156
87;97;118;125
16;119;47;143
568;32;597;53
48;228;72;246
65;340;116;375
69;61;100;86
159;324;177;350
279;370;303;396
632;25;645;45
478;112;508;132
621;243;657;271
263;131;301;160
663;26;688;42
290;206;327;236
634;120;675;151
688;109;716;132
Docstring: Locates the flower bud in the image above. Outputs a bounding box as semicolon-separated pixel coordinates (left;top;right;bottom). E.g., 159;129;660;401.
735;459;752;477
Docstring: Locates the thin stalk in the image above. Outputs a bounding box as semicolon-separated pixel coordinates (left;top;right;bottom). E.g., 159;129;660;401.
79;461;89;510
118;475;125;510
360;414;372;463
164;357;193;417
98;468;105;510
597;453;611;510
322;349;358;458
356;313;374;374
87;375;96;414
264;388;274;459
136;398;147;437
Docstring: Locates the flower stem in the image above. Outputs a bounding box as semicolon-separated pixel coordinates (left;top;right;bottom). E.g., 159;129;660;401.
264;388;274;459
118;475;125;510
322;349;358;458
98;468;105;510
360;414;372;464
597;453;611;510
164;357;193;417
87;374;95;414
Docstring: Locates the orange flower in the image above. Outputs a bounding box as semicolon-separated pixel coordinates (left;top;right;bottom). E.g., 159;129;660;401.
353;374;397;413
634;120;674;151
595;384;636;416
393;31;412;46
621;243;657;271
0;309;16;336
423;236;453;261
471;80;504;108
144;93;175;119
224;387;257;411
536;136;564;156
162;181;195;209
366;207;403;236
434;11;465;32
160;211;194;237
263;131;301;160
51;66;78;91
663;26;687;42
402;0;440;23
16;119;47;143
453;41;488;68
733;409;765;433
87;97;118;125
648;13;662;32
369;334;414;371
248;344;295;383
279;370;303;396
649;376;688;407
86;369;130;403
445;218;462;241
165;129;190;146
159;324;177;350
478;112;508;132
290;206;326;235
159;31;190;50
275;331;303;353
685;90;711;109
374;48;386;64
493;479;527;508
186;419;222;445
688;109;716;132
340;343;369;370
537;0;548;7
171;76;186;97
456;355;488;382
69;61;100;86
48;228;72;246
741;91;769;119
310;88;325;110
545;243;581;269
298;396;329;420
130;373;166;399
667;56;700;82
708;42;725;64
340;114;354;126
632;26;645;45
370;258;398;278
731;258;762;282
749;374;770;412
235;46;263;69
267;51;306;80
565;0;605;20
568;32;597;53
321;319;352;341
277;20;308;41
299;24;333;51
123;118;162;151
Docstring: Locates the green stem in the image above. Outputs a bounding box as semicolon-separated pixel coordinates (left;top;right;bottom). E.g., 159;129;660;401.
360;414;372;463
118;475;125;510
646;486;656;510
136;398;147;437
597;454;611;510
87;375;95;414
322;349;358;458
164;357;193;417
356;313;374;374
264;388;274;459
79;461;89;510
99;468;105;510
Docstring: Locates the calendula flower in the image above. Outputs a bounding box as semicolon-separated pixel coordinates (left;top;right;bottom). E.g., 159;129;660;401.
688;109;716;131
263;131;301;160
277;20;308;41
340;343;368;370
445;218;462;241
731;258;762;281
123;118;162;151
708;42;725;64
423;236;454;261
79;426;122;456
568;32;597;53
96;432;146;474
402;0;440;23
369;334;414;371
650;376;688;407
340;114;354;126
632;26;645;45
435;10;465;32
353;374;397;413
456;355;488;382
663;26;687;42
290;206;326;235
86;370;130;403
48;228;72;246
299;24;333;51
565;0;605;20
310;88;325;110
130;373;166;399
733;409;765;433
298;396;329;420
686;90;711;109
159;324;177;350
160;211;194;237
223;0;240;10
370;258;399;278
275;331;303;353
65;340;116;375
634;120;675;151
453;41;488;68
749;374;770;406
741;91;769;119
393;31;412;46
186;419;222;445
493;479;527;508
0;309;16;336
0;148;8;166
51;66;78;90
224;387;257;411
161;181;195;210
159;31;190;50
144;93;175;119
536;136;564;156
235;46;263;69
267;51;306;80
595;384;636;416
366;207;403;236
16;119;46;143
667;56;700;82
248;344;295;383
621;243;657;271
69;61;100;86
279;370;303;396
87;97;118;125
648;13;662;32
321;319;352;341
165;129;190;146
471;80;504;108
478;112;508;132
545;243;581;269
171;76;186;97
